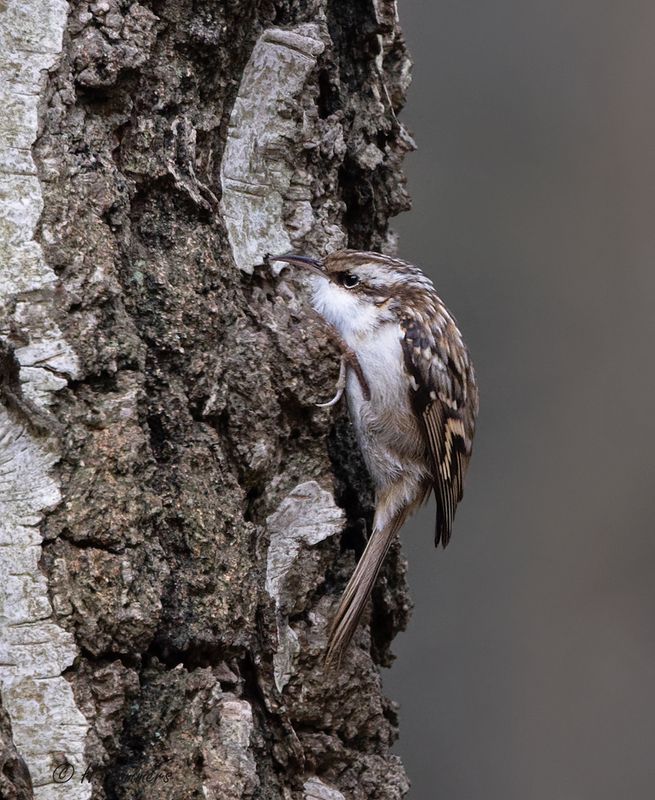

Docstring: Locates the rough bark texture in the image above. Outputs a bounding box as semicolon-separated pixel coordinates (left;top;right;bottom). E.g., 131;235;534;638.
0;1;414;798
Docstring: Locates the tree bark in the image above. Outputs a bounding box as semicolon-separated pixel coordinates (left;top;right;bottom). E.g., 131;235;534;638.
0;1;413;798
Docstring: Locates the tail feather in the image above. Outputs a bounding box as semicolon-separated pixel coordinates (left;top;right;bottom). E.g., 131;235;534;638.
325;517;402;666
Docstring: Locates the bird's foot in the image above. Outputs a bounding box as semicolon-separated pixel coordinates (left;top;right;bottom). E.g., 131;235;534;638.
316;356;347;408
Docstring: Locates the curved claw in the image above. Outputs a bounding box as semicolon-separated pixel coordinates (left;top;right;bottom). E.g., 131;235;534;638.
316;385;345;408
315;356;347;408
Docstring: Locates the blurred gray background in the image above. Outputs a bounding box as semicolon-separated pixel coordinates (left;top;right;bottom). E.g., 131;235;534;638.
384;3;655;799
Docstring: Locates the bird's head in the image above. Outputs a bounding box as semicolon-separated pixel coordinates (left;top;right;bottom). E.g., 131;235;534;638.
269;250;436;339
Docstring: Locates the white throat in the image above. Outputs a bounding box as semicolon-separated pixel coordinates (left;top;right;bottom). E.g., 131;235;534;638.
310;276;382;345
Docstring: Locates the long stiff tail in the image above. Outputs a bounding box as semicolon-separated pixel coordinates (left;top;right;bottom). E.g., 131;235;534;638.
325;515;404;666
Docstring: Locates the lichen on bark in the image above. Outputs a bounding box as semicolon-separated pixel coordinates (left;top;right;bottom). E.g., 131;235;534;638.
1;0;414;798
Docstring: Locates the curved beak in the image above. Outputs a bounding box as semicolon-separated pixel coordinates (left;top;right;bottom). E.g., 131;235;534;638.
266;253;326;278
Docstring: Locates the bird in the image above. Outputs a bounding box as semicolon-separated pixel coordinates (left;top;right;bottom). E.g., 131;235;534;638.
268;250;478;665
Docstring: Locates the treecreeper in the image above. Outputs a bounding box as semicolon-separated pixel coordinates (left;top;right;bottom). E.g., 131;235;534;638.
268;250;479;665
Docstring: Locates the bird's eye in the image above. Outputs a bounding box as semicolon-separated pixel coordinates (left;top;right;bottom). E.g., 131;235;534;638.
340;273;360;289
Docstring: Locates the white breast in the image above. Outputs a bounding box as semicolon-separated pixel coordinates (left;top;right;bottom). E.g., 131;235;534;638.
349;322;407;406
345;322;421;492
310;274;430;520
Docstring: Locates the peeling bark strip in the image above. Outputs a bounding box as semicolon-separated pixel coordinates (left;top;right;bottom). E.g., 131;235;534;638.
0;419;87;800
0;1;89;799
221;25;330;273
265;481;345;692
1;0;413;797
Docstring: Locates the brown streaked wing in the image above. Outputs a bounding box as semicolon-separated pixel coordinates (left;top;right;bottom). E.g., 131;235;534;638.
400;312;477;547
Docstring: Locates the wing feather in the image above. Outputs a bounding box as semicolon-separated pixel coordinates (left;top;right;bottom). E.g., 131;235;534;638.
401;311;478;547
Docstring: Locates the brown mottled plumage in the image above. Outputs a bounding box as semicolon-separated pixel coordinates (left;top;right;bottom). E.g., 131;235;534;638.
269;250;478;664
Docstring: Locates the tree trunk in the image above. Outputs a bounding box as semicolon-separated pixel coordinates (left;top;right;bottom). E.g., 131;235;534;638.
0;1;413;798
